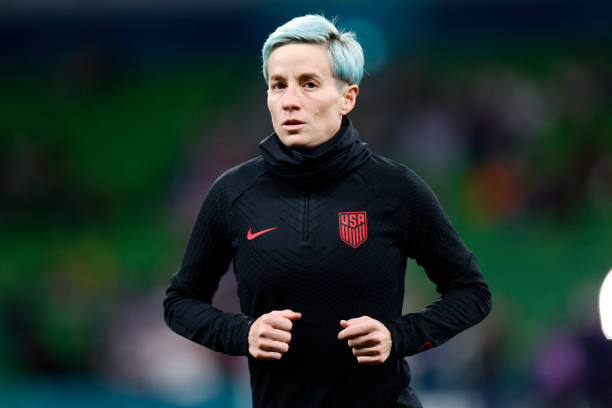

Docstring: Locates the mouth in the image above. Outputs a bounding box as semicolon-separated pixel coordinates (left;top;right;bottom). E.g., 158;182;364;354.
282;119;306;131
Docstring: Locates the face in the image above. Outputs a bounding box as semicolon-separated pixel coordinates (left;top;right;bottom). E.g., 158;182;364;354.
266;43;358;149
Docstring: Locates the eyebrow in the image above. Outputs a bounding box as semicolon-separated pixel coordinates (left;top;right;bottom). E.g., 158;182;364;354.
269;74;285;82
297;73;323;81
269;73;323;82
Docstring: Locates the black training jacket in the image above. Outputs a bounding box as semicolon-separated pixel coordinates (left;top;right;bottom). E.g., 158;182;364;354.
163;117;492;408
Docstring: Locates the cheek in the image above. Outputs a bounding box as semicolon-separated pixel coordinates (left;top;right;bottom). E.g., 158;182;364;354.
313;98;334;118
267;97;277;118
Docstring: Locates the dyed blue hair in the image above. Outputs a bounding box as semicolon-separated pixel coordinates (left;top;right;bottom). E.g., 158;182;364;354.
262;14;364;86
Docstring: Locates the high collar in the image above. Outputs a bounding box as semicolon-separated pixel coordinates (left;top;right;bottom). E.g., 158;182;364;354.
259;116;371;189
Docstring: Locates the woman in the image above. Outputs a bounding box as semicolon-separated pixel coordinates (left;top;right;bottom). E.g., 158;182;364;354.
164;14;491;408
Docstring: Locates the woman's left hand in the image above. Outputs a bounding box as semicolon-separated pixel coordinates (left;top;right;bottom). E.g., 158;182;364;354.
337;316;393;364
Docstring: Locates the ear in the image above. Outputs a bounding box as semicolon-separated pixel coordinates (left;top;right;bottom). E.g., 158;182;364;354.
340;84;359;115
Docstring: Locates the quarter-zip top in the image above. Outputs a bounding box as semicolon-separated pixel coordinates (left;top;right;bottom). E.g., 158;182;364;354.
301;191;311;247
164;116;492;408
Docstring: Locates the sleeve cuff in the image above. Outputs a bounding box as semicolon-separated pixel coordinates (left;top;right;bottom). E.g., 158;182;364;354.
381;319;404;361
239;316;256;356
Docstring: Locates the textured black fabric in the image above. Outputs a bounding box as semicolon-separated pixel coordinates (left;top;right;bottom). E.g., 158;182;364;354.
163;117;491;408
259;116;371;188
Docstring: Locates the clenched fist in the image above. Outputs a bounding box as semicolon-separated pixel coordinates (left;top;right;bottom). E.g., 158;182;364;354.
248;309;302;360
337;316;393;364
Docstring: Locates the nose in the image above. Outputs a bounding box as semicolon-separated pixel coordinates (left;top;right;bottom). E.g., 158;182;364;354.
282;84;300;112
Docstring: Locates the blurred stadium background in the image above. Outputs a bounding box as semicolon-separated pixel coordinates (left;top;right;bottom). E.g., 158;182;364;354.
1;1;611;407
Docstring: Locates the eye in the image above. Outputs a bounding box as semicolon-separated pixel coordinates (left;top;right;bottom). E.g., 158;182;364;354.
304;80;317;89
270;82;285;90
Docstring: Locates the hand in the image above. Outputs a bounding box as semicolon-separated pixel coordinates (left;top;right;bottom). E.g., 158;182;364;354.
337;316;392;364
248;309;301;360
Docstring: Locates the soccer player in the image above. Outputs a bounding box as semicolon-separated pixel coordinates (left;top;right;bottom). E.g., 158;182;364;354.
163;14;492;408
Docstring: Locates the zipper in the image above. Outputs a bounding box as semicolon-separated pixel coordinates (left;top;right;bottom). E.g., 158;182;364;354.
301;191;311;247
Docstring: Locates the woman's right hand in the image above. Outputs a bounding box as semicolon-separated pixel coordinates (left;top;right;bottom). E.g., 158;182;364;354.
248;309;302;360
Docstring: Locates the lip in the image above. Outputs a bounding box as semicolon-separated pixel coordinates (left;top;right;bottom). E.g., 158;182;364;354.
282;119;306;131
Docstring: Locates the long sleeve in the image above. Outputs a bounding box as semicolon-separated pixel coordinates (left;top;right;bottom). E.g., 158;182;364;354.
163;176;254;356
383;171;492;358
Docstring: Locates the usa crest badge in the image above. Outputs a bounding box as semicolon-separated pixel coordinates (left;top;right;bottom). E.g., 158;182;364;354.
338;211;368;248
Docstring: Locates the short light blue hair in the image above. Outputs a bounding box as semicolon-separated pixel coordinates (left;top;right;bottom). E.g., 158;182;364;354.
262;14;364;86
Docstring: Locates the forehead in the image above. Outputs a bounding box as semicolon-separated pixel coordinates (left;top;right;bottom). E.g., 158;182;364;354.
267;43;333;79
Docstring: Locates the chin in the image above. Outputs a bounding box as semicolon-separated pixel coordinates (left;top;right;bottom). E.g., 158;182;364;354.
279;133;313;148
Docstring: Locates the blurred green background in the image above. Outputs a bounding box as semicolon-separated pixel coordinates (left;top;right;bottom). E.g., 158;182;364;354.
1;1;611;407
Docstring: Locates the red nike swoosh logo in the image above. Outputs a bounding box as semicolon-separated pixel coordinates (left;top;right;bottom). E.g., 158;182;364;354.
247;227;278;240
